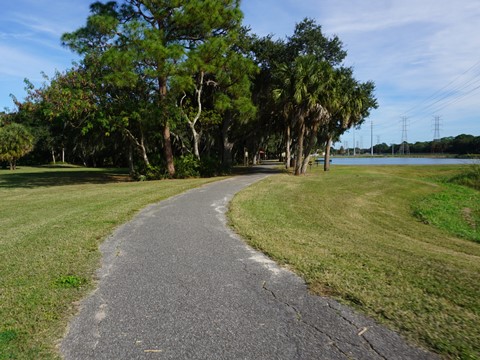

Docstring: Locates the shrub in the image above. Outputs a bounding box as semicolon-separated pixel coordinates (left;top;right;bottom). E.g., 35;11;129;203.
450;162;480;191
175;154;200;178
200;156;230;177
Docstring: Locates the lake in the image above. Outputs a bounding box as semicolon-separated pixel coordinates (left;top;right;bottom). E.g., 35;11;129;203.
329;157;478;166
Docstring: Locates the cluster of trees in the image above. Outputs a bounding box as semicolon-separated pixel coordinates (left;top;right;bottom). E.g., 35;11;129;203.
408;135;480;155
335;134;480;156
1;0;377;176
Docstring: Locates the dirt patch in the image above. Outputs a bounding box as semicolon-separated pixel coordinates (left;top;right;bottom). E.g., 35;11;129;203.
462;208;477;230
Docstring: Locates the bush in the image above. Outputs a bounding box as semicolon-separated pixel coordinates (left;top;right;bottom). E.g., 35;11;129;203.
450;162;480;191
132;163;168;181
175;154;200;178
200;156;228;177
132;155;230;180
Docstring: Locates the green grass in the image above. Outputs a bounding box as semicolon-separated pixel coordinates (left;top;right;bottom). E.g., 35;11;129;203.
0;166;218;359
449;162;480;191
229;165;480;359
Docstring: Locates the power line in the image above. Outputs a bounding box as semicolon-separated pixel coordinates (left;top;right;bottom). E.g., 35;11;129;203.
401;59;480;117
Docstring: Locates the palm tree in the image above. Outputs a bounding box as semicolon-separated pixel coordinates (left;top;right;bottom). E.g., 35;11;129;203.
321;68;377;171
274;55;332;175
272;62;295;169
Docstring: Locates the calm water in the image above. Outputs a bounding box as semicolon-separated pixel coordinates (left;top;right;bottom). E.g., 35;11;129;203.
330;157;478;166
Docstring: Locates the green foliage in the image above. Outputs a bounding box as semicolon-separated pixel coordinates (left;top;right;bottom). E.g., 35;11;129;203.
174;154;201;178
0;330;18;344
173;154;228;178
449;162;480;190
53;275;87;289
413;165;480;243
58;0;249;175
144;164;169;181
0;122;34;169
199;156;229;177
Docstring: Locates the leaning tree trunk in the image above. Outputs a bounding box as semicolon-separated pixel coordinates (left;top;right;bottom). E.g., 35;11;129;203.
124;128;150;167
139;129;150;167
324;136;333;171
189;124;201;159
301;122;321;174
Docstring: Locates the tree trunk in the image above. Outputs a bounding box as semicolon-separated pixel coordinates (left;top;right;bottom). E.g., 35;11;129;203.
163;122;175;177
139;130;150;167
301;120;321;173
294;119;305;175
61;147;65;163
301;155;310;174
189;123;201;159
51;149;56;164
128;144;135;175
181;71;204;160
324;136;333;171
159;80;175;177
222;115;234;167
285;124;291;169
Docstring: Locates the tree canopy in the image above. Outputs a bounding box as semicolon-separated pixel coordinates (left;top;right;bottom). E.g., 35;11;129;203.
0;122;34;170
5;2;380;177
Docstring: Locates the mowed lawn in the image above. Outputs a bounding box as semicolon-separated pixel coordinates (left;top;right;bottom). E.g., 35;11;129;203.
229;165;480;359
0;166;218;359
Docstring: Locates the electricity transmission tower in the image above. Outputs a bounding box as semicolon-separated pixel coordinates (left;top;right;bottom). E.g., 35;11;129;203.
399;116;410;155
433;115;441;140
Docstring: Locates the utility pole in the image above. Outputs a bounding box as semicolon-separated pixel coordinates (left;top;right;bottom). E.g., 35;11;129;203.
353;127;356;156
370;121;374;156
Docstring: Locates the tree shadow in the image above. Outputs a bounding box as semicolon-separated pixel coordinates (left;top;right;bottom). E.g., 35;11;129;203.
0;167;131;189
232;160;287;176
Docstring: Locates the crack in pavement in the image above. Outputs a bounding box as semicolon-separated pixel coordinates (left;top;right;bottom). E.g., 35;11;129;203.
323;301;388;360
262;281;356;359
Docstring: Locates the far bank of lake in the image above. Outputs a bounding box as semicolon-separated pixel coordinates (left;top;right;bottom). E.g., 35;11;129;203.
329;157;478;166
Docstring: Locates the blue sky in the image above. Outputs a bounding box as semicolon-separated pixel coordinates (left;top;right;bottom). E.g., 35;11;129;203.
1;0;479;146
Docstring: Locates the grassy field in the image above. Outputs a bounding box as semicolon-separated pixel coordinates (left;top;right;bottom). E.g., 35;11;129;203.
229;165;480;359
0;166;217;359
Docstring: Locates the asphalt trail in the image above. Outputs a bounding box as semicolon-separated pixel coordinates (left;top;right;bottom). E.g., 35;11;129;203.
61;165;438;359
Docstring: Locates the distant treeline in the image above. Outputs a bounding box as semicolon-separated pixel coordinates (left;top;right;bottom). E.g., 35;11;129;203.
336;134;480;156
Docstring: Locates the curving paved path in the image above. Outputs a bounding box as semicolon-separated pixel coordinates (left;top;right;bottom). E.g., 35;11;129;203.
61;164;438;359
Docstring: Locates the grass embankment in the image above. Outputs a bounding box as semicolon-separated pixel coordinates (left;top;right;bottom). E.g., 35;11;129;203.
0;167;217;359
229;165;480;359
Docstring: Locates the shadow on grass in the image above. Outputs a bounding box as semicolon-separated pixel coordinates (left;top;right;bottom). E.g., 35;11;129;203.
0;168;131;189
